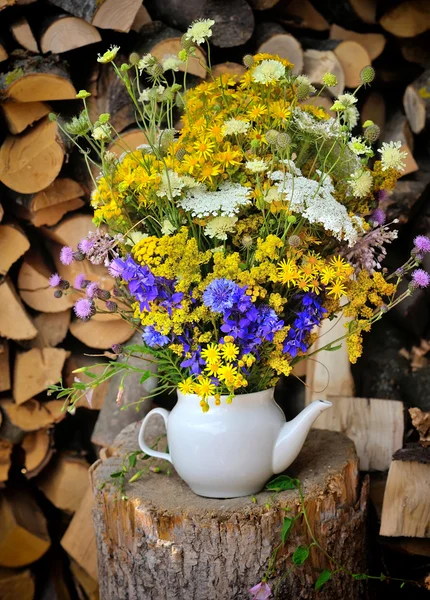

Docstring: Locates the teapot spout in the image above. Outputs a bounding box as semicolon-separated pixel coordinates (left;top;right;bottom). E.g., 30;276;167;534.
272;400;332;474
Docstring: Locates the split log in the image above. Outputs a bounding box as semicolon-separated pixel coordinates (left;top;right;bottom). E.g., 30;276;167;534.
0;277;37;341
302;39;370;89
143;1;255;48
0;567;35;600
49;0;142;32
0;0;15;8
381;179;430;224
380;444;430;537
69;316;135;350
0;339;11;392
10;17;39;53
400;33;430;69
30;310;71;348
65;355;109;410
0;442;12;484
0;43;8;62
138;22;207;79
409;407;430;447
313;396;404;471
381;111;418;177
211;62;246;81
361;91;386;135
0;398;59;431
254;22;303;75
130;5;152;31
70;560;99;600
91;423;368;600
22;428;54;477
0;117;69;194
108;129;150;157
0;490;50;567
13;347;68;404
0;223;30;275
380;0;430;38
17;250;75;313
61;488;98;581
309;0;377;29
40;15;101;54
248;0;279;9
0;100;51;134
30;198;85;227
91;331;157;447
37;453;90;513
270;0;329;32
0;55;76;102
303;49;345;96
403;69;430;134
329;24;386;61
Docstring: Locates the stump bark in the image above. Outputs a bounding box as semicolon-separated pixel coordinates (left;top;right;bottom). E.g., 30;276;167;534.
91;424;368;600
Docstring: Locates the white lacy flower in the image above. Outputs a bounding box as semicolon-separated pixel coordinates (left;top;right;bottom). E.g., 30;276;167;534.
138;89;151;103
178;182;251;217
270;167;359;245
204;216;238;240
138;54;154;72
185;19;215;44
245;159;267;173
221;118;250;136
378;141;407;172
161;220;176;235
292;109;339;138
162;54;182;72
349;169;373;198
92;124;110;141
156;170;186;199
252;60;285;85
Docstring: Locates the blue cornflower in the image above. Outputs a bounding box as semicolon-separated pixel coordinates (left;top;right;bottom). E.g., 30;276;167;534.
142;326;169;348
203;279;243;314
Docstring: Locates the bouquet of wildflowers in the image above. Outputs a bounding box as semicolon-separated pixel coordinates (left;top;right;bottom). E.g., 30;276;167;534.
49;20;430;412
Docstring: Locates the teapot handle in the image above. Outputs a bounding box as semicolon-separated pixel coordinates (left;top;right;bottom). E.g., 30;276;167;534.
138;408;172;464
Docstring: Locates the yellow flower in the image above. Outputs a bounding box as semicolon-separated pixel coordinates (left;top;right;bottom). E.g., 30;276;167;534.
199;162;221;183
218;364;238;384
220;342;239;362
327;279;347;299
178;377;196;395
205;362;221;376
276;259;298;287
194;376;216;399
201;343;220;363
247;103;268;120
193;139;216;160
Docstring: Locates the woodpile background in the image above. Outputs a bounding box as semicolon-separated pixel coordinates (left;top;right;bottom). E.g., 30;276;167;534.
0;0;429;598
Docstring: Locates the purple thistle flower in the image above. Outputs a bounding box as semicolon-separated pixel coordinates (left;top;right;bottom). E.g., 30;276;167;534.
78;238;94;254
142;326;169;348
106;300;117;312
378;189;389;203
86;282;99;299
413;235;430;254
49;273;62;288
411;269;430;289
73;298;94;320
249;582;271;599
108;258;124;278
371;208;385;226
74;273;86;289
60;246;74;265
111;344;123;354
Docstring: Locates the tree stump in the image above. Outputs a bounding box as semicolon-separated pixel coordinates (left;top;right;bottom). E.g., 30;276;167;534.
90;423;368;600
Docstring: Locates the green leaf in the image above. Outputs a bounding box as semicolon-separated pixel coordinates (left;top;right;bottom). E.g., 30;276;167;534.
129;470;144;483
73;382;87;390
139;372;151;384
128;453;137;468
352;573;368;581
315;570;331;590
265;475;298;492
251;496;257;504
124;344;147;353
281;516;294;543
292;545;309;566
325;344;342;352
110;471;124;478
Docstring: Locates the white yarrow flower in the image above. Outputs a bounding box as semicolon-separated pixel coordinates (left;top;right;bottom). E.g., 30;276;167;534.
221;118;250;136
162;54;182;72
292;109;339;138
156;170;186;199
138;89;151;103
178;182;251;218
185;19;215;44
92;124;111;141
252;59;285;85
245;159;267;173
378;141;407;172
349;169;373;198
204;216;238;241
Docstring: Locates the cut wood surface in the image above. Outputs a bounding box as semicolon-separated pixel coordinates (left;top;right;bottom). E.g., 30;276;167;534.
0;340;10;392
0;490;50;567
37;453;90;513
309;0;377;28
108;129;150;157
70;559;99;600
69;317;135;350
330;24;386;61
271;0;330;32
10;17;38;53
131;4;152;31
49;0;142;32
0;442;12;484
0;117;67;194
303;49;345;96
30;197;85;227
361;91;386;134
22;428;53;478
40;15;101;54
313;395;404;471
403;69;430;134
0;277;37;341
0;43;8;62
382;111;418;177
380;0;430;38
0;398;58;431
0;223;29;275
144;0;255;48
0;55;76;101
15;177;84;213
380;445;430;537
306;39;370;89
0;100;51;134
255;22;303;75
61;487;98;581
211;62;246;80
31;310;71;348
0;567;35;600
91;423;368;600
13;347;68;404
248;0;279;9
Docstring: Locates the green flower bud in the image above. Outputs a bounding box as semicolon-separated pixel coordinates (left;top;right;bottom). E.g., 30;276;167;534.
175;147;187;161
322;72;338;87
250;139;260;149
243;54;254;68
99;113;110;124
265;129;279;145
149;63;164;78
360;66;375;85
76;90;91;100
129;52;140;66
287;215;297;224
296;82;312;101
48;112;57;122
181;34;194;50
363;124;380;142
276;132;291;149
363;120;374;128
120;63;131;72
178;49;188;62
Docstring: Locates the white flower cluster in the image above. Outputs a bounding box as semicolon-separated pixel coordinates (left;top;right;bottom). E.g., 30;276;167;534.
292;109;339;138
204;216;238;240
156;170;186;199
162;54;183;72
185;19;215;44
349;169;373;198
178;182;251;217
245;159;267;173
221;118;250;136
252;60;285;84
270;167;361;245
378;141;407;172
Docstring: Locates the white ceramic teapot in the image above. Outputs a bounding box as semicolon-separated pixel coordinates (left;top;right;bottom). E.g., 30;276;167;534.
138;388;332;498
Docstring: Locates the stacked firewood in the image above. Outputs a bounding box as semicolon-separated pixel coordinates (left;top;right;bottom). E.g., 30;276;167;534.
0;0;429;597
